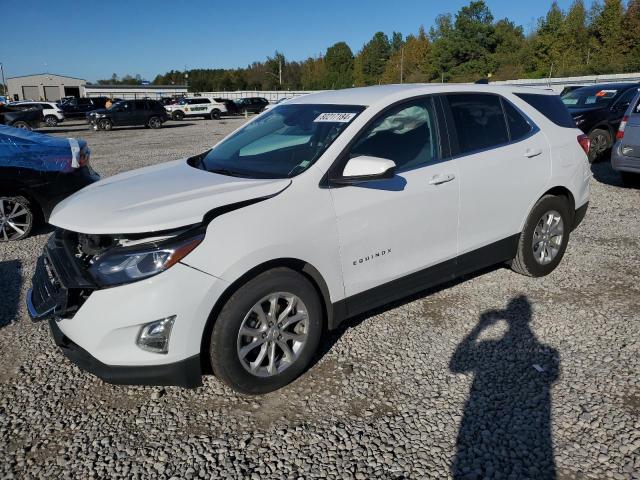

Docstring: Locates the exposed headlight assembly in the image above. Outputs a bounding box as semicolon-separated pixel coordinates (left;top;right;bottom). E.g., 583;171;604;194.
88;231;204;286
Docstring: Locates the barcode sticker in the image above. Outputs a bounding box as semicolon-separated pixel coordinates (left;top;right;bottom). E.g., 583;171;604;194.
314;112;357;123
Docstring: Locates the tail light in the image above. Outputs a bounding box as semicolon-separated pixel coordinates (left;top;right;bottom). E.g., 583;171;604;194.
77;146;90;167
577;134;590;155
616;116;628;140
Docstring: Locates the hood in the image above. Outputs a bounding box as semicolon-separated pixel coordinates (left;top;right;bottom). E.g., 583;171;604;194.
50;159;291;234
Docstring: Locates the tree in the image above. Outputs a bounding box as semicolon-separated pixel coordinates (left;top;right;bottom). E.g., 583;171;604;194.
589;0;625;73
622;0;640;70
354;32;391;85
382;27;432;83
324;42;354;88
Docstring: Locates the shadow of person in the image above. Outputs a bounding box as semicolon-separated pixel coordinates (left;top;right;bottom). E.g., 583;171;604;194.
449;295;559;480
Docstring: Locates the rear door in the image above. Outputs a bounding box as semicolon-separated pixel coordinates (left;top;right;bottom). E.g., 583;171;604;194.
442;93;550;255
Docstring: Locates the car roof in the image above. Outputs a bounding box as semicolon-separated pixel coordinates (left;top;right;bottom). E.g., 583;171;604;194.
286;83;557;107
569;82;640;92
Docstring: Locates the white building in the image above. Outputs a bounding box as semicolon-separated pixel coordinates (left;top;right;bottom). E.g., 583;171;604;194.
7;73;86;101
85;84;187;99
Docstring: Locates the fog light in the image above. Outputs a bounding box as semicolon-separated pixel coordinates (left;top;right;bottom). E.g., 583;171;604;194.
136;316;175;354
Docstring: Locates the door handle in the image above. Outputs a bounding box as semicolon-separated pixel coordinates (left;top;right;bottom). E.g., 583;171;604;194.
524;148;543;158
429;173;456;185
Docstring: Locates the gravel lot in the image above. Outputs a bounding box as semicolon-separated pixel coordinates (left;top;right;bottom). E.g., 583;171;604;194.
1;118;639;479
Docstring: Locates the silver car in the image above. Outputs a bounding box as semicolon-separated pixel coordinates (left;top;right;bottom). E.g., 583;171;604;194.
612;90;640;186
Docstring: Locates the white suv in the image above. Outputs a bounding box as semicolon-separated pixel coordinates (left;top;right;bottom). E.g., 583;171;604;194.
11;101;65;126
165;97;227;120
28;85;590;394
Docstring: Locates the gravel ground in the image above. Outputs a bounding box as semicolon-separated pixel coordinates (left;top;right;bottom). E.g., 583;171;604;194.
1;119;639;479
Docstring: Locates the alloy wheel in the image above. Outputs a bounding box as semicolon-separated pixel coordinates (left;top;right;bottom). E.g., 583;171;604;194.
532;210;564;265
0;198;33;241
236;292;309;377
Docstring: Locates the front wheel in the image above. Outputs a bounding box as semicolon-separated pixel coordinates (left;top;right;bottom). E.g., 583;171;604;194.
511;195;571;277
588;128;611;163
44;115;58;127
210;109;221;120
0;196;34;241
172;111;184;121
210;268;323;394
98;119;112;131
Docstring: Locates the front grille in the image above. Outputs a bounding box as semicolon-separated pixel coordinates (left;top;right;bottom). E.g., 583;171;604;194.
30;230;97;319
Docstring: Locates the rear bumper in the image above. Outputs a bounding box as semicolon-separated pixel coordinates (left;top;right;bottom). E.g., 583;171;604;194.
611;150;640;173
48;318;202;388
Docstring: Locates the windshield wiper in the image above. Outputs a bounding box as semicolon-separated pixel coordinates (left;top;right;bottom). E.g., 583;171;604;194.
209;168;248;178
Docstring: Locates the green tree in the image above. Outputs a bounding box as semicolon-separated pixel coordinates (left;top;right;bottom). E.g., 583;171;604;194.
382;26;432;83
324;42;354;88
589;0;625;73
354;32;391;85
622;0;640;70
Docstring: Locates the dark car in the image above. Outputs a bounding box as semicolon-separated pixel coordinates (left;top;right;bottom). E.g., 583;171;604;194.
87;99;169;131
60;97;110;119
0;104;43;130
0;125;99;241
234;97;269;114
214;98;239;115
562;83;640;162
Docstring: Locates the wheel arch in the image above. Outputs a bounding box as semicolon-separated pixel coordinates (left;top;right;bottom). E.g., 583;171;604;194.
199;257;333;373
0;181;44;222
520;185;576;233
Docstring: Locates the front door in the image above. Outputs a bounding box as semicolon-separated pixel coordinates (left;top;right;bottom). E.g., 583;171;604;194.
329;97;460;315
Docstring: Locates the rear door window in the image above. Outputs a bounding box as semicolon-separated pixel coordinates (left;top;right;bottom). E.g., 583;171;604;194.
445;93;509;154
502;100;533;141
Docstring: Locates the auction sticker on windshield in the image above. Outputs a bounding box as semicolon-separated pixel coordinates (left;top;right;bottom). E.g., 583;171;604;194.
314;112;357;123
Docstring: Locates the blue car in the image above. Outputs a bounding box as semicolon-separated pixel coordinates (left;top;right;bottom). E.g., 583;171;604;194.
0;125;100;241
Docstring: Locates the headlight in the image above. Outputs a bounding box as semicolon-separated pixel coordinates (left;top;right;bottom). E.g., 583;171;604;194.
88;233;204;286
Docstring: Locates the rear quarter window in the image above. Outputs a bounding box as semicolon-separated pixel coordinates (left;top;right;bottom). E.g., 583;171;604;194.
515;93;575;128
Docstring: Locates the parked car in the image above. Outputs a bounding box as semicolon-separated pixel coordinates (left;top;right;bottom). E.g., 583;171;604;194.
0;125;99;241
235;97;269;114
0;103;43;130
559;85;584;96
27;85;589;394
214;98;239;115
165;97;227;120
562;82;640;162
60;97;110;119
611;89;640;186
10;101;65;126
87;99;169;130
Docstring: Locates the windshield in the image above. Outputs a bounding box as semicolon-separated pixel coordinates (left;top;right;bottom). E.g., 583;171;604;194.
562;87;620;108
198;103;365;178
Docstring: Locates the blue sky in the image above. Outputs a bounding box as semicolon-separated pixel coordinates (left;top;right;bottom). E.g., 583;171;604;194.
3;0;576;82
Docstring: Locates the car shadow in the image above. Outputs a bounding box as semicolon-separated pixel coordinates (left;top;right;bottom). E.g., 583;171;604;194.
449;295;559;479
0;260;22;329
590;158;626;187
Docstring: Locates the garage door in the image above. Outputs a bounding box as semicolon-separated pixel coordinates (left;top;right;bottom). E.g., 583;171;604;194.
22;86;39;100
44;86;60;101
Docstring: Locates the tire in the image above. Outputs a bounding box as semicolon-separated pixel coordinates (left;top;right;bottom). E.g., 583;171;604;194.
11;121;31;130
44;115;58;127
0;195;34;241
148;116;162;129
511;195;571;277
210;268;323;394
172;111;184;121
620;171;640;187
210;109;221;120
588;128;611;163
98;119;112;131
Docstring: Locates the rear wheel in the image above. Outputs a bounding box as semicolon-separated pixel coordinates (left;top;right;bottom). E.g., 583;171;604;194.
172;111;184;121
11;121;31;130
210;268;323;394
210;109;221;120
148;116;162;129
511;195;571;277
44;115;58;127
588;128;611;163
0;196;34;241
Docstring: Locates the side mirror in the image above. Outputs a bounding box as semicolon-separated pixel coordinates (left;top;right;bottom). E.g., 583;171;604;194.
330;155;396;185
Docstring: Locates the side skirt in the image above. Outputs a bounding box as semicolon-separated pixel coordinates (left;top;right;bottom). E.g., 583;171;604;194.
329;234;520;328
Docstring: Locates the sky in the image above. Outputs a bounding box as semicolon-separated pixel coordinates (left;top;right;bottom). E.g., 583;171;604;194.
2;0;576;83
